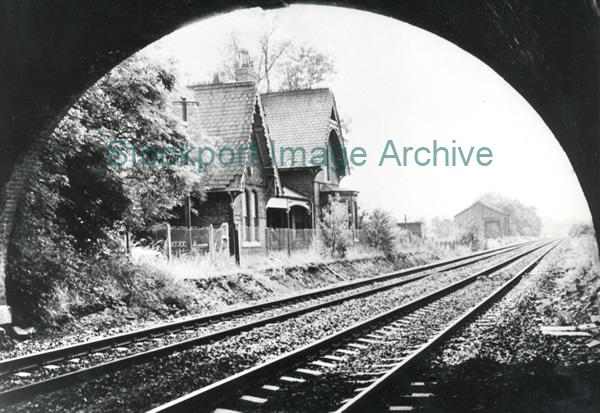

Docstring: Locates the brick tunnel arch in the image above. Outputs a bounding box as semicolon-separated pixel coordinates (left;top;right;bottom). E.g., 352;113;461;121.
1;1;598;321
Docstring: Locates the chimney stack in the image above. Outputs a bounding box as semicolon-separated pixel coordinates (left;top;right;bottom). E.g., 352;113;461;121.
235;49;255;83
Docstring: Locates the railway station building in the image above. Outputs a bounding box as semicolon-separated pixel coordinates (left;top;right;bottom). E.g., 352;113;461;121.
169;60;358;254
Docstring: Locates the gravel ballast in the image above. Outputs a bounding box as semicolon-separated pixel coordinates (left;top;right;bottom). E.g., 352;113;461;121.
3;245;539;412
413;238;600;413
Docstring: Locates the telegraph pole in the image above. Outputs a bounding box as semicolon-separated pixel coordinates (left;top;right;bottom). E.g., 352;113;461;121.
173;97;199;252
173;97;199;122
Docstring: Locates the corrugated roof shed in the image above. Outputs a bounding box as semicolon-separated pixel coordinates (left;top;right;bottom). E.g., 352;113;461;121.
260;88;341;168
186;81;257;191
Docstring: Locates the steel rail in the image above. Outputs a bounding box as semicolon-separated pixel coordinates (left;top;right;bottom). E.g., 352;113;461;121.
0;240;531;375
0;241;539;407
145;240;553;413
336;240;560;413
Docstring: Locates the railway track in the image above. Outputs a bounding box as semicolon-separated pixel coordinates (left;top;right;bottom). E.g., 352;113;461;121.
0;241;536;407
336;241;559;413
145;240;556;413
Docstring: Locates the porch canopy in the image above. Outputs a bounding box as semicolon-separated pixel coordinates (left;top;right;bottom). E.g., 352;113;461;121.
266;186;311;211
319;182;359;196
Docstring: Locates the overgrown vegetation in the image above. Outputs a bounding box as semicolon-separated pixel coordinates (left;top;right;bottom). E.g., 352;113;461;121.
6;55;202;326
569;223;595;238
320;195;353;258
363;208;397;260
218;16;335;92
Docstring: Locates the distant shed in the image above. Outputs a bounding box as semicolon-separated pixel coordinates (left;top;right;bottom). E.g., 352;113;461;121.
454;201;510;238
398;222;423;238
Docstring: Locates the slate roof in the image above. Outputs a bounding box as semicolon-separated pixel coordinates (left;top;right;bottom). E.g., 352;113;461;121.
186;81;257;191
260;88;342;169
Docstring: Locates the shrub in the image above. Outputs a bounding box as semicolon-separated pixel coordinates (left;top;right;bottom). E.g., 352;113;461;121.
363;208;397;260
457;223;483;251
569;223;595;238
320;195;353;258
6;55;202;326
24;253;195;326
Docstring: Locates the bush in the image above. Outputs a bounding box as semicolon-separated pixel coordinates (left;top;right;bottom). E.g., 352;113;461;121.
5;55;202;326
569;223;595;238
320;195;353;258
457;223;483;251
363;208;397;260
27;253;195;327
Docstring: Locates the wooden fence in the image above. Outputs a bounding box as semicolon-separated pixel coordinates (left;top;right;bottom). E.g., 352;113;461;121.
151;223;229;261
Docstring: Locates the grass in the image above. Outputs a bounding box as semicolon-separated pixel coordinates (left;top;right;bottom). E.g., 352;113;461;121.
133;233;488;280
133;243;384;280
31;233;531;331
41;256;197;329
555;234;600;321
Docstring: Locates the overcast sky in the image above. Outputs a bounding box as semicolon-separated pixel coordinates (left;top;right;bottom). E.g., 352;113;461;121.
140;5;592;227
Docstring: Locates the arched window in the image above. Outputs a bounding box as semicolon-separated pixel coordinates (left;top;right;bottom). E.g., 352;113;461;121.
252;190;259;230
241;191;247;242
245;190;252;228
327;130;344;183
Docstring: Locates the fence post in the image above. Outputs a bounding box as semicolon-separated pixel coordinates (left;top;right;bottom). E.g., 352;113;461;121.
208;224;214;261
265;228;269;256
234;226;240;266
185;227;191;253
165;223;172;262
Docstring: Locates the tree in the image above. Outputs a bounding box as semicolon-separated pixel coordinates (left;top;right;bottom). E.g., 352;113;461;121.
363;208;397;260
569;223;595;238
320;195;353;258
219;32;289;91
7;55;203;324
280;45;335;91
430;217;458;240
258;28;292;92
218;24;334;92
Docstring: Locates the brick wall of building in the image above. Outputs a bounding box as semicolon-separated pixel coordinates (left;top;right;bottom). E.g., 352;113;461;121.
233;138;270;245
0;146;39;322
279;169;316;200
191;192;233;227
455;202;510;239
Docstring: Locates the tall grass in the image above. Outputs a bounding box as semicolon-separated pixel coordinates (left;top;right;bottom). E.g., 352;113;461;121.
133;243;382;280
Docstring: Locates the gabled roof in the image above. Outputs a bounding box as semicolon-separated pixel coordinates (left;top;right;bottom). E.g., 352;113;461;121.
186;81;257;191
455;201;509;218
260;88;343;169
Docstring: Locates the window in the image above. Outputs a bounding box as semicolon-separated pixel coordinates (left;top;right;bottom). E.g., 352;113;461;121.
245;190;252;228
253;190;259;229
325;145;330;182
241;191;247;241
242;189;256;242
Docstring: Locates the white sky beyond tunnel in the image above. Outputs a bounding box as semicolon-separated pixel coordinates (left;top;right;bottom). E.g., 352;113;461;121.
142;5;592;230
